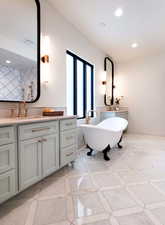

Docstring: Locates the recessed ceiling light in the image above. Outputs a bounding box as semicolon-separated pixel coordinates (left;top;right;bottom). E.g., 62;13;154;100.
131;43;139;48
6;60;11;64
24;39;35;46
114;8;123;17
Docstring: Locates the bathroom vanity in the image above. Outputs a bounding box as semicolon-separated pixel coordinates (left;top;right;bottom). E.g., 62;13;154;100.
100;110;128;122
0;116;77;204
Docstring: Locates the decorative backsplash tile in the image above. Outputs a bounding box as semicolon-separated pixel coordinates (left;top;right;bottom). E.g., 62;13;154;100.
21;67;37;101
0;64;37;102
0;65;22;101
0;103;67;118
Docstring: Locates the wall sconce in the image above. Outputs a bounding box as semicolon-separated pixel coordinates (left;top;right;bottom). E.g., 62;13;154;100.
41;35;50;85
41;35;50;63
101;71;107;86
41;55;49;63
102;81;107;85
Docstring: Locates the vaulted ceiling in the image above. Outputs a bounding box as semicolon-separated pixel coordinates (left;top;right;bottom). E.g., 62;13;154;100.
48;0;165;62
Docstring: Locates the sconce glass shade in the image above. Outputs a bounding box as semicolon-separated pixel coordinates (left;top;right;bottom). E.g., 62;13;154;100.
41;35;50;63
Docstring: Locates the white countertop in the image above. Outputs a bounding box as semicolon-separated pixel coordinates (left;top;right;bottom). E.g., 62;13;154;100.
100;110;128;113
0;115;77;127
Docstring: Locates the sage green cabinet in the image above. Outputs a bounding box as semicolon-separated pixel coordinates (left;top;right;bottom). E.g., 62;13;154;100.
42;133;59;178
19;137;42;191
0;144;16;174
0;126;15;145
0;118;77;203
0;126;17;204
0;170;16;203
60;119;77;167
19;134;60;191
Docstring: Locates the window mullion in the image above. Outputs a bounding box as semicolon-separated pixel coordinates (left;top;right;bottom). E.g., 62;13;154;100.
67;50;94;119
83;63;87;118
73;58;77;115
91;66;94;117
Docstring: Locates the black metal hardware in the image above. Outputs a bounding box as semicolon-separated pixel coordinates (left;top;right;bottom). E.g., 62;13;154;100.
0;0;41;103
66;50;94;119
104;57;115;106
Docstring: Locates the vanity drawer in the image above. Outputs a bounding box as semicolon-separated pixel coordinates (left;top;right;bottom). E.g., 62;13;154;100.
0;127;15;146
60;119;76;131
0;144;16;174
0;169;16;204
60;145;76;167
60;130;77;148
19;121;59;140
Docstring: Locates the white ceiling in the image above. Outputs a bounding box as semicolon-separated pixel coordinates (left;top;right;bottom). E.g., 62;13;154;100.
0;0;37;47
48;0;165;62
0;48;36;71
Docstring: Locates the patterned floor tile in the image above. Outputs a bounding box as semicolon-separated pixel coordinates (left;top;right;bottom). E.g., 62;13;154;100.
116;212;155;225
1;134;165;225
33;197;68;225
68;175;96;193
128;183;165;206
72;192;105;218
102;188;138;211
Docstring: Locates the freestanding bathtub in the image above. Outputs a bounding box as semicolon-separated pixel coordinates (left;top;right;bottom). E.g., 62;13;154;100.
80;117;128;161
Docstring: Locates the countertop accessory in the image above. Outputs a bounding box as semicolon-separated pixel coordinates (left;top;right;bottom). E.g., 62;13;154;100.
43;111;64;117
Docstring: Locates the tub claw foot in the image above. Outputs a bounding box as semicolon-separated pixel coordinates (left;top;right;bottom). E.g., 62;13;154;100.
103;145;111;161
87;145;93;156
118;136;123;149
118;143;123;149
87;149;93;156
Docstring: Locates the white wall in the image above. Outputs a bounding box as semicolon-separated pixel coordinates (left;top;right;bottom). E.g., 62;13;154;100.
0;35;36;61
116;53;165;136
35;0;105;108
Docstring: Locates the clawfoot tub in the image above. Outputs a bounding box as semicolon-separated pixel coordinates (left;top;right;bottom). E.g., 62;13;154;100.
80;117;128;161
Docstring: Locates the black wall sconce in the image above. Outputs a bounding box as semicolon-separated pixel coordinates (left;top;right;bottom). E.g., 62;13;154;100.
104;57;115;106
102;81;107;85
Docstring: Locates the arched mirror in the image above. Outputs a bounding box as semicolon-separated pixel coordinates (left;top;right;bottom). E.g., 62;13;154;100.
104;57;115;106
0;0;40;102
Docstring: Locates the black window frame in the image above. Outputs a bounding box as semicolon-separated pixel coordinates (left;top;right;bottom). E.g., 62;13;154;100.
66;50;94;119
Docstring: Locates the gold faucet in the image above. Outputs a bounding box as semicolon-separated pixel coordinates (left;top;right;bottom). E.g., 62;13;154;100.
85;110;97;124
18;101;28;117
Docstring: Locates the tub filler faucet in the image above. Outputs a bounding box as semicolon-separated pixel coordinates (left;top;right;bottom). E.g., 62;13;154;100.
18;101;28;117
85;110;97;124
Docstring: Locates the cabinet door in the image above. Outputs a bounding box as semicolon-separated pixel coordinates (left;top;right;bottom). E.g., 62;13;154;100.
60;130;77;148
0;127;15;145
42;134;59;178
0;144;16;174
0;170;16;204
19;138;42;191
60;119;76;131
60;145;76;167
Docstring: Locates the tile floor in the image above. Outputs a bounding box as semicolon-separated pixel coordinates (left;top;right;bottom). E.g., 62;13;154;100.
1;134;165;225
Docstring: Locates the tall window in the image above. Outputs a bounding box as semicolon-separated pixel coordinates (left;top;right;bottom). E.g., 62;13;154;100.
66;50;94;119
